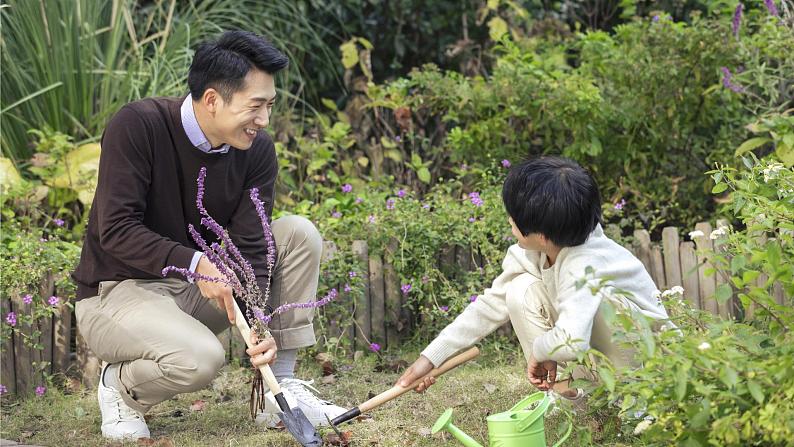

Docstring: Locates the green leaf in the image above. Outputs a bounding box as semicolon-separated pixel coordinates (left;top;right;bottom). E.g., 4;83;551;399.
690;402;711;428
340;41;359;69
675;366;689;401
747;380;764;404
730;255;746;274
734;137;770;156
598;366;615;392
711;183;728;194
417;167;431;183
320;98;337;111
719;367;738;388
776;142;794;168
487;17;508;41
715;284;732;303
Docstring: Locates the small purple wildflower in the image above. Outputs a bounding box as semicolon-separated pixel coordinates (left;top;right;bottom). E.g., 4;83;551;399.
349;271;357;278
468;217;476;223
39;238;48;243
355;197;364;204
439;305;449;312
344;284;352;292
369;342;381;352
652;14;660;22
332;211;342;218
386;199;396;210
35;386;46;396
22;294;33;305
764;0;779;16
470;295;478;302
400;284;412;295
0;384;7;395
614;199;626;210
48;296;60;306
501;159;511;168
368;215;376;224
53;218;65;227
422;204;430;210
341;184;353;193
469;192;484;207
395;135;401;142
5;312;16;327
397;189;406;198
720;67;744;93
460;164;468;171
732;3;743;37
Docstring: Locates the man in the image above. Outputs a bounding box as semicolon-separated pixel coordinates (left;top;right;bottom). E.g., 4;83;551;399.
73;30;344;440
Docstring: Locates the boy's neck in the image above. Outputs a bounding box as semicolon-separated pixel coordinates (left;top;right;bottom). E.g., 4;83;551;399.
544;246;561;267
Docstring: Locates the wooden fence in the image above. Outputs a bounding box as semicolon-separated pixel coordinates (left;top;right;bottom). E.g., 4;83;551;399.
1;221;789;395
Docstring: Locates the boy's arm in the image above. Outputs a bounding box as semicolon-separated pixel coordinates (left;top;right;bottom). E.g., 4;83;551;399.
531;267;603;362
420;246;531;367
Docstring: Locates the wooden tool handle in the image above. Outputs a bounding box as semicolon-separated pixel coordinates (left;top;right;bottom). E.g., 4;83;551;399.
358;346;480;413
232;300;281;395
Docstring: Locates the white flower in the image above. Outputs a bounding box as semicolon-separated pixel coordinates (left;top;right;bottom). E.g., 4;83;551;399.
661;286;684;298
688;230;704;238
698;342;711;351
709;227;728;240
634;419;653;435
762;162;784;183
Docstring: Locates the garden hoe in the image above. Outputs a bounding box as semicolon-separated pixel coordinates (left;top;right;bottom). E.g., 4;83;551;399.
331;346;480;426
232;300;322;447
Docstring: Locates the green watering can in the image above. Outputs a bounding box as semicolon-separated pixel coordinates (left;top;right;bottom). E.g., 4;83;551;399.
432;392;572;447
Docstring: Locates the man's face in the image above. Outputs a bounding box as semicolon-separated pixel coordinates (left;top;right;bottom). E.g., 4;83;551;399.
212;69;276;150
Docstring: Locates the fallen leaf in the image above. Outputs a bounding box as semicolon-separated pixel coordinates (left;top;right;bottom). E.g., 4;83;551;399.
483;383;497;394
324;430;353;446
189;400;207;412
321;374;337;385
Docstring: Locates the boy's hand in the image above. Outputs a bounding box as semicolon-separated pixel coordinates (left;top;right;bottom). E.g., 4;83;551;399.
196;255;236;324
396;355;435;392
527;355;557;391
247;331;278;368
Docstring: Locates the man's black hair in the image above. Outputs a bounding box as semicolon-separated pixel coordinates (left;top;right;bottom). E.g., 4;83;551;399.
188;30;288;102
502;156;602;247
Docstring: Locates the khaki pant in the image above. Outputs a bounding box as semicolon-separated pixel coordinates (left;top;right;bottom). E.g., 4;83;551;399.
505;273;634;385
75;215;322;413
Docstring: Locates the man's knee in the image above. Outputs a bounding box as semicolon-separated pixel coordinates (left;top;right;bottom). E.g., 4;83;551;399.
165;340;226;391
274;215;322;259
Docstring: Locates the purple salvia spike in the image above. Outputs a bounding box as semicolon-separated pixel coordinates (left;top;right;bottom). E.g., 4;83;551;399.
764;0;779;16
260;288;339;325
249;188;277;270
200;217;257;286
161;266;238;288
210;242;243;274
732;3;742;37
187;224;243;293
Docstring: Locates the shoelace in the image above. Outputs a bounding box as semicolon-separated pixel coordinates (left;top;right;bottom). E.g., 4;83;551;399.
279;378;330;406
104;388;143;422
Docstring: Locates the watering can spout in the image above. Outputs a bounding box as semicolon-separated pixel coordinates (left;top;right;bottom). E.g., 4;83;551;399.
432;409;484;447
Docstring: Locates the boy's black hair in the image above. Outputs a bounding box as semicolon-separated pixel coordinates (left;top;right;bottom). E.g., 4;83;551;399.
502;156;602;247
188;30;288;102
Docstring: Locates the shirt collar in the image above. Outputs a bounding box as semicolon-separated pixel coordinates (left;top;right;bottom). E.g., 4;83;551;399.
180;95;230;154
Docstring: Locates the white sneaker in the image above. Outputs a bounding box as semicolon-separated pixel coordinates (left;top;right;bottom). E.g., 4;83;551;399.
255;378;346;428
98;363;150;440
546;388;587;416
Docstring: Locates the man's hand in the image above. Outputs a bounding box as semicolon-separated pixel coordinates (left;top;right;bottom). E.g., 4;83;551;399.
396;355;435;393
247;331;278;368
527;355;557;391
196;256;236;323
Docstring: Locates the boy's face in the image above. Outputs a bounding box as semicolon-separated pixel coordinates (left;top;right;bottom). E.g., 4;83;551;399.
202;68;277;150
509;217;547;252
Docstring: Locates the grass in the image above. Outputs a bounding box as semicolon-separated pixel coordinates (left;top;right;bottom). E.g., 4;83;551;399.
0;347;630;446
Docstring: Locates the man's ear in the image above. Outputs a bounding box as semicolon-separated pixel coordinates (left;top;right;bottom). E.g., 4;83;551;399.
202;88;220;114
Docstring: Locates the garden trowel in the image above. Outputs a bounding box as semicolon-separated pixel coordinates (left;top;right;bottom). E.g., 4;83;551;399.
232;300;322;446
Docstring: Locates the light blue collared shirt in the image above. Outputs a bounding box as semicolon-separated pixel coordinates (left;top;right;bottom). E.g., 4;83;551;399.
180;95;230;154
180;95;228;278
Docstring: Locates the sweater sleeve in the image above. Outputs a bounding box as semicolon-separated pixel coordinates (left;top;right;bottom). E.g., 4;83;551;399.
531;257;605;362
226;136;279;304
95;106;195;276
421;246;531;367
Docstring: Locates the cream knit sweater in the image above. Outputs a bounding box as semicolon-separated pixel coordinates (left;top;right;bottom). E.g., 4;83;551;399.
421;225;671;367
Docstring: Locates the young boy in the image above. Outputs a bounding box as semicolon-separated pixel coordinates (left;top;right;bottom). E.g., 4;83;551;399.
397;156;671;401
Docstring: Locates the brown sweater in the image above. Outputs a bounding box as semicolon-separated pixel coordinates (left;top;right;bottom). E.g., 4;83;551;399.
72;97;277;300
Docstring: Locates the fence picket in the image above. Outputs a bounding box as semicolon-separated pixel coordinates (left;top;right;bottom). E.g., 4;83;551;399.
352;240;371;350
693;222;718;315
1;296;16;394
662;227;682;290
369;254;386;347
679;241;701;309
384;241;401;348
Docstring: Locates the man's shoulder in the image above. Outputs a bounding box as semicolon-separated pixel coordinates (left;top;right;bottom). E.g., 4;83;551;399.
119;96;181;121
